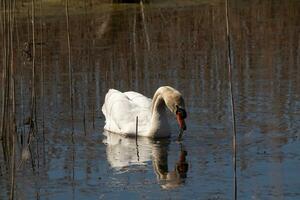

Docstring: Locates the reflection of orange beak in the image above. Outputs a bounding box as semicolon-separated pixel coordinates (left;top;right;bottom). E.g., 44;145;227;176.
176;113;186;131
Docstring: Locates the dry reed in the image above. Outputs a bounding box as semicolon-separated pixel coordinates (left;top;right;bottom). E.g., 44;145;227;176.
65;0;74;138
140;0;150;51
135;116;140;161
225;0;237;199
133;8;138;88
0;0;18;199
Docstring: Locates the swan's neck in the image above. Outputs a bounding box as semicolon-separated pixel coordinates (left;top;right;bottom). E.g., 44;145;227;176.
148;93;170;137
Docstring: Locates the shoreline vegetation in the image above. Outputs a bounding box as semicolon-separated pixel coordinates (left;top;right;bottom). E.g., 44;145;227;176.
0;0;220;19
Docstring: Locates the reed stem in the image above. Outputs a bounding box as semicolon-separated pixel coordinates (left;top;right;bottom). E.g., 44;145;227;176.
135;116;139;161
133;9;138;89
31;0;37;133
65;0;74;137
140;0;150;51
225;0;237;199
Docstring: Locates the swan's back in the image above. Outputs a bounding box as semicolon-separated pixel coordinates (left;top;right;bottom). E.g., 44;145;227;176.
102;89;152;136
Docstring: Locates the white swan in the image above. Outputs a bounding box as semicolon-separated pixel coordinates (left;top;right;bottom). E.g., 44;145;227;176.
102;86;187;138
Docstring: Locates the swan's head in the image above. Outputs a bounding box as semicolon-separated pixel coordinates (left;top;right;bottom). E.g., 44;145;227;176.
163;89;187;131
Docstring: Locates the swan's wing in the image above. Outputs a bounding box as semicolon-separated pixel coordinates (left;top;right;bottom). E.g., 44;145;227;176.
102;89;131;133
102;89;151;135
124;91;152;108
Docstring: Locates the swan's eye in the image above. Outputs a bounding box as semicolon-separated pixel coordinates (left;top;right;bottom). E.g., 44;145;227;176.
176;105;180;113
176;105;187;119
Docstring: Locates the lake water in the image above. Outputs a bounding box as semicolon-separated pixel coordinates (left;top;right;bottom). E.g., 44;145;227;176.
0;0;300;199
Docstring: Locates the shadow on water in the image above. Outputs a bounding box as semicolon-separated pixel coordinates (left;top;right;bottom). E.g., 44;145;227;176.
0;0;300;199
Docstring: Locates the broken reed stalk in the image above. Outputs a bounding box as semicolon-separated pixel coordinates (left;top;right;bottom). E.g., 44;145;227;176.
225;0;237;199
135;116;139;161
135;116;138;138
65;0;74;137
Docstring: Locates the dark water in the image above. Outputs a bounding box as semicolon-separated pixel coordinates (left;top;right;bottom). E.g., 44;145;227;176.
0;0;300;199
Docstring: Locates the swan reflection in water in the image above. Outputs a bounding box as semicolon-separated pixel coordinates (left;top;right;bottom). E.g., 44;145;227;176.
103;131;189;189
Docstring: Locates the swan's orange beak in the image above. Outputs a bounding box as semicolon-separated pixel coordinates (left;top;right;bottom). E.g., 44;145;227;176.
176;111;186;131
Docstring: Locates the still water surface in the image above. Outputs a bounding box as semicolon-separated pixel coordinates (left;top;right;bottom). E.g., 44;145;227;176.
0;0;300;199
